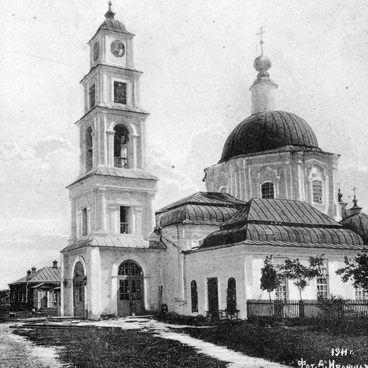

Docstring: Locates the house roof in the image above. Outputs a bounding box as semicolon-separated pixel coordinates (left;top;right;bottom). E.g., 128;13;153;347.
9;267;61;285
200;198;365;250
156;192;245;227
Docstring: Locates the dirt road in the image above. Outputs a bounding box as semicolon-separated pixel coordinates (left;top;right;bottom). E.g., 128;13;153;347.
0;323;63;368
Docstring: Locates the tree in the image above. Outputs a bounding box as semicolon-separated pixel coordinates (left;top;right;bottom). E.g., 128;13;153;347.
276;255;325;300
260;256;282;302
336;252;368;293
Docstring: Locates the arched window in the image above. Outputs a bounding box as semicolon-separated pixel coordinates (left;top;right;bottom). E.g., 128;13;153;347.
191;280;198;313
312;180;323;204
114;125;129;168
118;261;143;276
261;182;274;199
85;127;93;172
226;277;237;314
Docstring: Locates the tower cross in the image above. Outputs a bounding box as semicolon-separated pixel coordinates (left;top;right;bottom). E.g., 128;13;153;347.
256;27;265;56
352;186;358;206
352;186;357;196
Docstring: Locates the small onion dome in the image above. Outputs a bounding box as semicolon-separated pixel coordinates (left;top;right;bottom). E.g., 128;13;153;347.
220;110;320;162
341;212;368;245
97;1;128;34
254;55;272;78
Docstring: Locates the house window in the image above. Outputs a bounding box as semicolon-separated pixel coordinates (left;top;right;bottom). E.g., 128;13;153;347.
191;280;198;313
312;180;323;204
275;278;287;300
89;84;95;109
114;125;129;168
81;208;88;236
120;206;129;234
317;264;329;299
355;287;368;301
226;278;237;314
85;127;93;172
114;81;127;104
261;182;274;199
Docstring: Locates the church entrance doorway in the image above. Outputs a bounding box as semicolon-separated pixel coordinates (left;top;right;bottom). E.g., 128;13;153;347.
73;262;86;318
207;278;219;319
117;260;144;317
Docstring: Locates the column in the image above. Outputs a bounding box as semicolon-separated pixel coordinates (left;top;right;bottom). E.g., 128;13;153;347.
129;207;136;235
135;207;143;236
147;194;156;238
131;135;138;170
95;188;107;233
88;247;101;319
70;198;77;240
107;130;115;166
109;205;120;234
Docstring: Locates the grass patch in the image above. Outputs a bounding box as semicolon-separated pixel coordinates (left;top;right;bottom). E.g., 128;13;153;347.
14;324;228;368
179;319;368;367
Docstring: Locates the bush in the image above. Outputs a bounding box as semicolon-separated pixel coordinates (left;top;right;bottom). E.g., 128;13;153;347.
316;295;346;319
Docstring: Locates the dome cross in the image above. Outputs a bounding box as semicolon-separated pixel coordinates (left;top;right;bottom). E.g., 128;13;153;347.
256;26;265;56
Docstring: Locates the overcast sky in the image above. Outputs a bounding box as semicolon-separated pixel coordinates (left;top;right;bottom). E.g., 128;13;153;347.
1;0;368;289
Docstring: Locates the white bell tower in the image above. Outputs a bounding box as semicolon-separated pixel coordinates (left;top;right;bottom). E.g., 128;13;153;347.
67;3;158;243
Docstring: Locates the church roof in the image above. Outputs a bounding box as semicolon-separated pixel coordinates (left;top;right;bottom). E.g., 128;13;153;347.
9;267;61;285
200;198;365;250
222;198;340;228
156;192;244;227
341;211;368;245
61;235;164;253
220;111;321;163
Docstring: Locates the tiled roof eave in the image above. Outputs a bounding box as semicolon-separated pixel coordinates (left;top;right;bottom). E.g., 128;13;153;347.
156;201;242;215
223;219;343;229
189;239;368;254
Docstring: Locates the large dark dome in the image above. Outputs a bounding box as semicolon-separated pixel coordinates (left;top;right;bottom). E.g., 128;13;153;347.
220;111;320;162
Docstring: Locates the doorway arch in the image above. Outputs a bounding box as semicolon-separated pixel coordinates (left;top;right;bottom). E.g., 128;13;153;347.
73;261;86;317
117;260;144;316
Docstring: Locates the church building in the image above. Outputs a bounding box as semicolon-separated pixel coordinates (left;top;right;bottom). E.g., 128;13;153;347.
60;4;367;320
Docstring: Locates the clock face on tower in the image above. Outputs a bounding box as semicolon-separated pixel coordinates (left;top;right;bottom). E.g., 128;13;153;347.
111;40;125;58
93;42;99;61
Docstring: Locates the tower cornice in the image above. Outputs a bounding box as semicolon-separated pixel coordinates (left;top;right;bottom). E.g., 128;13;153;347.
88;28;135;46
75;104;149;126
80;63;143;85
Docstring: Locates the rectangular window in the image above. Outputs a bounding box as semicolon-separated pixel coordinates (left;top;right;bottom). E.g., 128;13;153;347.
120;206;129;234
89;84;96;108
81;208;88;236
317;263;328;299
313;180;323;204
275;278;287;300
114;81;127;104
355;287;368;301
261;182;274;199
119;280;130;300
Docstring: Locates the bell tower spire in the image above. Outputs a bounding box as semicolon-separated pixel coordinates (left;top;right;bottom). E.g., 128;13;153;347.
250;27;278;114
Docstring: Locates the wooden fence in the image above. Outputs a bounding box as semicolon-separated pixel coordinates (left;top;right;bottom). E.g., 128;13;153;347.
247;299;368;319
